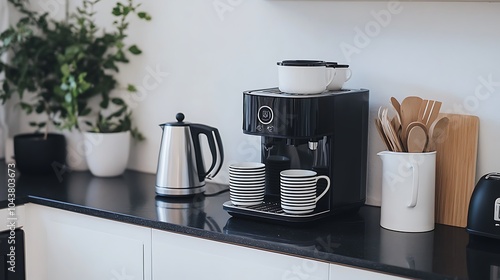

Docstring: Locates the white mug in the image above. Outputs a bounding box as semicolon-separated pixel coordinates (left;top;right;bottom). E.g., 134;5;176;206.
278;60;335;94
326;64;352;91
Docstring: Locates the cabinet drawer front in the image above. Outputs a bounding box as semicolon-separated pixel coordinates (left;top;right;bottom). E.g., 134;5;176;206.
152;229;329;280
25;204;151;280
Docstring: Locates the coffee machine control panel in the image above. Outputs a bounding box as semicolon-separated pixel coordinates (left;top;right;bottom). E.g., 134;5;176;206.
243;88;340;138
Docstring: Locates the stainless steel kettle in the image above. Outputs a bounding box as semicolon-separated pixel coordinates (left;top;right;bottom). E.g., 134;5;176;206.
155;113;224;196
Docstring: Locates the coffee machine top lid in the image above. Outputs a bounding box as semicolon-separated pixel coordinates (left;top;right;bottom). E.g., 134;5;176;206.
244;87;364;98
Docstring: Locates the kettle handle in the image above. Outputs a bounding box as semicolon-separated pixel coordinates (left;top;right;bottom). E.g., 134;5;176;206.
190;124;224;181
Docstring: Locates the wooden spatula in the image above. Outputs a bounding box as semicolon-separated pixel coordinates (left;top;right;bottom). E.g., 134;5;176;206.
425;101;442;130
400;96;423;145
418;99;431;124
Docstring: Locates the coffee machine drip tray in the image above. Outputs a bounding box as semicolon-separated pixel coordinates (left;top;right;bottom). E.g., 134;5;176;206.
223;201;330;224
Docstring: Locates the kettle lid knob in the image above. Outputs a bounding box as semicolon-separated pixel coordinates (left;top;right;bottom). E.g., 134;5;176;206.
176;112;185;123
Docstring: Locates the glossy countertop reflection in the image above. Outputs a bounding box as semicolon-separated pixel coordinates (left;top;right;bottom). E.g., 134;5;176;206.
2;165;500;280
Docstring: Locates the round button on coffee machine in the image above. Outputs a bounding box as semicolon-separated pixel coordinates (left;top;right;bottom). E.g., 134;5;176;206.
258;106;273;124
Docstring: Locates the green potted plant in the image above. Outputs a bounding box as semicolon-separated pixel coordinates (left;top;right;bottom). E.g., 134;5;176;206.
0;0;150;176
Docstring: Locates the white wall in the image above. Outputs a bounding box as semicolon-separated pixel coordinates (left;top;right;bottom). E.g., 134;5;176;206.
15;0;500;206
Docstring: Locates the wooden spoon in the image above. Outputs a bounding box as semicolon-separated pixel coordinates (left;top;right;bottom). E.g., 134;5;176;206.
426;117;449;152
407;124;429;153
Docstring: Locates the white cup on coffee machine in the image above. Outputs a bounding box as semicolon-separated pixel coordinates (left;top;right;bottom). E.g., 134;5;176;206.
278;60;335;94
326;63;352;91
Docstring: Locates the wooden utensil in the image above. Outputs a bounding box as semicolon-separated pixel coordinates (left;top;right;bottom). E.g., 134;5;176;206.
434;113;479;228
400;96;423;146
390;97;402;120
383;108;404;152
391;115;401;135
417;99;431;124
375;118;392;151
389;100;403;147
402;120;425;152
406;124;428;153
377;107;394;151
379;107;392;151
424;101;442;129
426;117;449;152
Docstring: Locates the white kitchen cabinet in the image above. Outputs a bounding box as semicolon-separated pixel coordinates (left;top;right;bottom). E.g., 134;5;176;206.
24;204;151;280
16;202;413;280
152;229;329;280
330;263;410;280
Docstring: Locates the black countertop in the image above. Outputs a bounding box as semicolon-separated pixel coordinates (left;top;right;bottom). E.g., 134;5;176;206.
2;164;500;280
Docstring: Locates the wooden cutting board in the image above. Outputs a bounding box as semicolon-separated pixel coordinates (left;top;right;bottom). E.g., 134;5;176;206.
435;113;479;228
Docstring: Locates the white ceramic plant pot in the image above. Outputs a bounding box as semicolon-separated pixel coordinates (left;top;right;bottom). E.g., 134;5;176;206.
63;130;89;171
83;131;130;177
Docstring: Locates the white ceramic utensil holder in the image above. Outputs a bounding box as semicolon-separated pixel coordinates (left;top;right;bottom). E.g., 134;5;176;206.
378;151;436;232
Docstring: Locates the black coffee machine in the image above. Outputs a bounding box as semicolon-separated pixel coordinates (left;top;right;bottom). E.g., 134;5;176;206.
223;88;369;223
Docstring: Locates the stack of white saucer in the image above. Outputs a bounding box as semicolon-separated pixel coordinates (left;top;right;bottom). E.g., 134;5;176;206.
229;162;265;206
